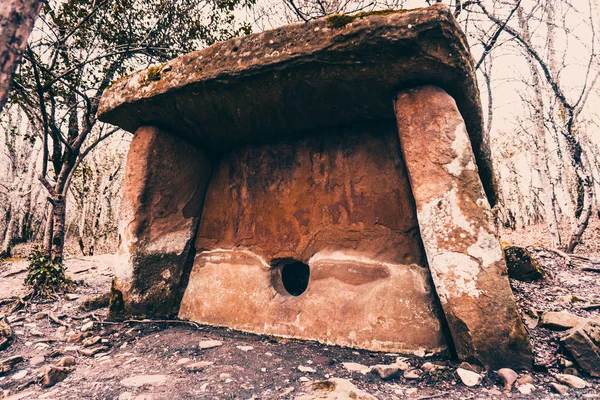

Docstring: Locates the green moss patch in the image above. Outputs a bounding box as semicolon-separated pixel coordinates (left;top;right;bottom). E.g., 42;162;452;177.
326;9;410;29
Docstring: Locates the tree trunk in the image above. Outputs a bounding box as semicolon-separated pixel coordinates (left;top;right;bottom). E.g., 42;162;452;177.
516;4;562;247
42;204;54;253
0;204;15;256
0;0;43;112
50;195;66;260
564;128;594;252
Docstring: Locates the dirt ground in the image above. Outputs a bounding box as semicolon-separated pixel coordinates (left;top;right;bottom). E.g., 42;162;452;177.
1;233;600;399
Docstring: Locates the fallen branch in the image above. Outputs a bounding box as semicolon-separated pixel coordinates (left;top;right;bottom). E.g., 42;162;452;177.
579;304;600;311
582;267;600;273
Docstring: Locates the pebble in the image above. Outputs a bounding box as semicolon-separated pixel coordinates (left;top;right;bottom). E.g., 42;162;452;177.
80;346;108;356
517;374;534;385
456;368;482;387
41;365;69;388
403;369;421;380
82;336;101;347
80;321;94;332
34;312;47;320
497;368;518;389
342;362;370;374
371;363;401;380
176;358;192;365
550;382;569;395
30;329;44;336
518;383;535;394
298;366;316;373
55;356;76;367
198;340;222;349
12;370;28;380
29;355;45;366
556;373;586;389
405;388;418;396
120;374;169;387
55;326;67;338
236;345;253;352
65;294;79;301
185;361;214;372
63;346;80;353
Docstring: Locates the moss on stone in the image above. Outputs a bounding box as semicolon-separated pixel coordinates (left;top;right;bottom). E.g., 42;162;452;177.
326;9;411;29
146;65;163;82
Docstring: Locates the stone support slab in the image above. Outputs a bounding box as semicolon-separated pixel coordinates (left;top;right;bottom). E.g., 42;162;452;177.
179;129;448;353
110;126;212;318
393;85;532;369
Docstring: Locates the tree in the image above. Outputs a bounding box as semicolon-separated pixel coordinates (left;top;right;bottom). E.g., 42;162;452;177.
9;0;255;261
0;0;44;113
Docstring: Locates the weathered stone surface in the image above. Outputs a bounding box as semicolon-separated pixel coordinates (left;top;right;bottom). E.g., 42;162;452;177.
540;311;584;331
561;321;600;377
98;5;495;204
179;130;448;354
503;245;544;282
110;126;212;318
296;378;377;400
394;85;532;369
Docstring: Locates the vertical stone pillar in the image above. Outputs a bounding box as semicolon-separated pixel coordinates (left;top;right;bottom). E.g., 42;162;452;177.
394;86;532;369
110;126;212;318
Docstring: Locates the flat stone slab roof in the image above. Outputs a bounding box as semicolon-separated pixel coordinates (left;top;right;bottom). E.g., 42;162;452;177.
97;4;494;201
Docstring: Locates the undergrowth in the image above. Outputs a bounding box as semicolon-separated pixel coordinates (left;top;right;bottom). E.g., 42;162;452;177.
25;247;73;298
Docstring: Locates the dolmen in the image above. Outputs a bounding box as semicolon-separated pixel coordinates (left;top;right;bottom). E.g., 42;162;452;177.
98;4;532;369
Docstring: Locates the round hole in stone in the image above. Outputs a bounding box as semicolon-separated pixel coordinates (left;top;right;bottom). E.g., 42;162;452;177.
271;259;310;296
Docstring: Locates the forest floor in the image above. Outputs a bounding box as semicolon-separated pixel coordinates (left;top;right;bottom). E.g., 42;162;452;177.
0;227;600;399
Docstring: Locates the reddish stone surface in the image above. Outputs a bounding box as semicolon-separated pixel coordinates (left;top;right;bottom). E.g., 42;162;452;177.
110;126;212;318
394;86;532;369
179;128;449;353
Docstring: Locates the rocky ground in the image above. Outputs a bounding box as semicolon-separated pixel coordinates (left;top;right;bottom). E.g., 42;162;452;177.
0;248;599;399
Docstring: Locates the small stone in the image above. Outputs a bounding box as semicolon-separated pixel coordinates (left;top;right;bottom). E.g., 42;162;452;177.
236;345;253;352
55;326;67;339
497;368;518;390
82;336;101;347
120;374;169;387
540;311;584;331
80;321;94;332
550;382;569;395
80;346;108;356
555;373;586;389
66;333;83;343
421;361;444;373
63;346;80;353
403;369;421;380
65;294;79;301
405;388;418;396
29;355;45;366
34;312;47;320
371;364;401;380
34;342;49;349
518;383;535;394
560;320;600;377
503;245;544;281
185;361;214;372
456;368;482;387
55;356;76;367
12;369;28;380
198;340;222;349
341;362;370;374
298;366;316;373
299;377;310;382
563;367;579;376
176;358;192;365
29;329;44;336
42;366;70;388
516;374;534;385
457;361;479;373
299;378;376;400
